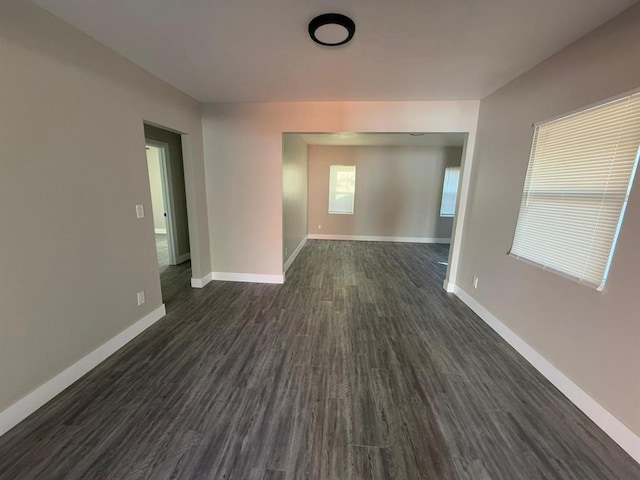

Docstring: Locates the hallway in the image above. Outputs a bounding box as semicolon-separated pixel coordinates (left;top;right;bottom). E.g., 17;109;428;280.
155;234;170;270
0;241;637;479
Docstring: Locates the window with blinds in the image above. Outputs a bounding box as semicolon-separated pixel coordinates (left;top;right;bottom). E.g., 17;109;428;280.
510;92;640;290
328;165;356;214
440;166;460;217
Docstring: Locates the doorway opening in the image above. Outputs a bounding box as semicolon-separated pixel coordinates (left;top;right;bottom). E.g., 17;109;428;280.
282;132;471;287
144;124;191;303
146;142;174;267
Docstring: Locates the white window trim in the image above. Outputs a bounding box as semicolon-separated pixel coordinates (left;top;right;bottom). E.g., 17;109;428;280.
328;165;356;215
508;89;640;291
440;166;460;218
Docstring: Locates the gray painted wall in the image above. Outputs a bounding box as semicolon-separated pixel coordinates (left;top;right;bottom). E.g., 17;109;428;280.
282;134;308;267
201;101;480;276
308;146;462;239
0;2;209;413
457;3;640;435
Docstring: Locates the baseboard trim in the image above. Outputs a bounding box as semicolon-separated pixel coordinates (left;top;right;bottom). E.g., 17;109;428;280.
307;234;451;244
176;252;191;264
452;285;640;464
154;228;167;235
0;304;166;438
284;236;308;273
211;272;285;284
443;281;456;292
191;272;213;288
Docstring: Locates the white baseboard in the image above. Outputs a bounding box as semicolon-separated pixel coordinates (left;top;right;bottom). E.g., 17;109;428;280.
284;236;308;273
452;285;640;464
443;281;456;292
176;252;191;264
0;304;166;438
211;272;285;284
307;234;451;244
191;272;213;288
154;228;167;235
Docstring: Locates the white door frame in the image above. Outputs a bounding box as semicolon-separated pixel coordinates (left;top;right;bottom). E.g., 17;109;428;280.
443;131;476;291
146;139;179;265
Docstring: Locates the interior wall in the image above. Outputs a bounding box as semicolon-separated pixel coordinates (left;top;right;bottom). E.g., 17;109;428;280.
144;125;191;260
458;3;640;436
282;134;308;267
0;2;210;414
201;101;480;277
146;148;167;232
308;145;462;239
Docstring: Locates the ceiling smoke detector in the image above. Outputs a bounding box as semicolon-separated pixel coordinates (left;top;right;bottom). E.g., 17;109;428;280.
308;13;356;47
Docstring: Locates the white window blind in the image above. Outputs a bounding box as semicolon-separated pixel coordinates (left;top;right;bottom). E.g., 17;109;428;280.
440;166;460;217
510;92;640;290
328;165;356;214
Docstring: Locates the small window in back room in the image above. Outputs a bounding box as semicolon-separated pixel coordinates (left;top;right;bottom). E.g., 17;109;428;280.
510;91;640;290
440;166;460;217
328;165;356;214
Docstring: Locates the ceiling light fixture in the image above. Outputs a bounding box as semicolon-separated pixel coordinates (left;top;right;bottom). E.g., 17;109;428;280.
308;13;356;47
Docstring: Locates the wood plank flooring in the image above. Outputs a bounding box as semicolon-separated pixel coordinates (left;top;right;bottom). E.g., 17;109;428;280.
0;240;638;479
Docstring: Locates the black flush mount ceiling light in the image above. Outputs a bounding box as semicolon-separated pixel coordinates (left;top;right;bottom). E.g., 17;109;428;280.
308;13;356;47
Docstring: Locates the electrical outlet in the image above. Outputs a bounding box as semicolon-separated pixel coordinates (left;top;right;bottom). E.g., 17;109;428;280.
318;224;322;230
472;276;479;289
137;291;145;306
135;204;144;219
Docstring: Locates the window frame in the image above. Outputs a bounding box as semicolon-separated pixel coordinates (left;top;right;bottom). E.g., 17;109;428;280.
328;165;356;215
508;92;640;291
440;166;460;218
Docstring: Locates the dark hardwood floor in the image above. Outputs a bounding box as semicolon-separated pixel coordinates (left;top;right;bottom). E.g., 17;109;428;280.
0;241;638;479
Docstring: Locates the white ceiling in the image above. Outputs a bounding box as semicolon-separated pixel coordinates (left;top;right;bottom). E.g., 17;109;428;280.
300;133;466;147
33;0;636;103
